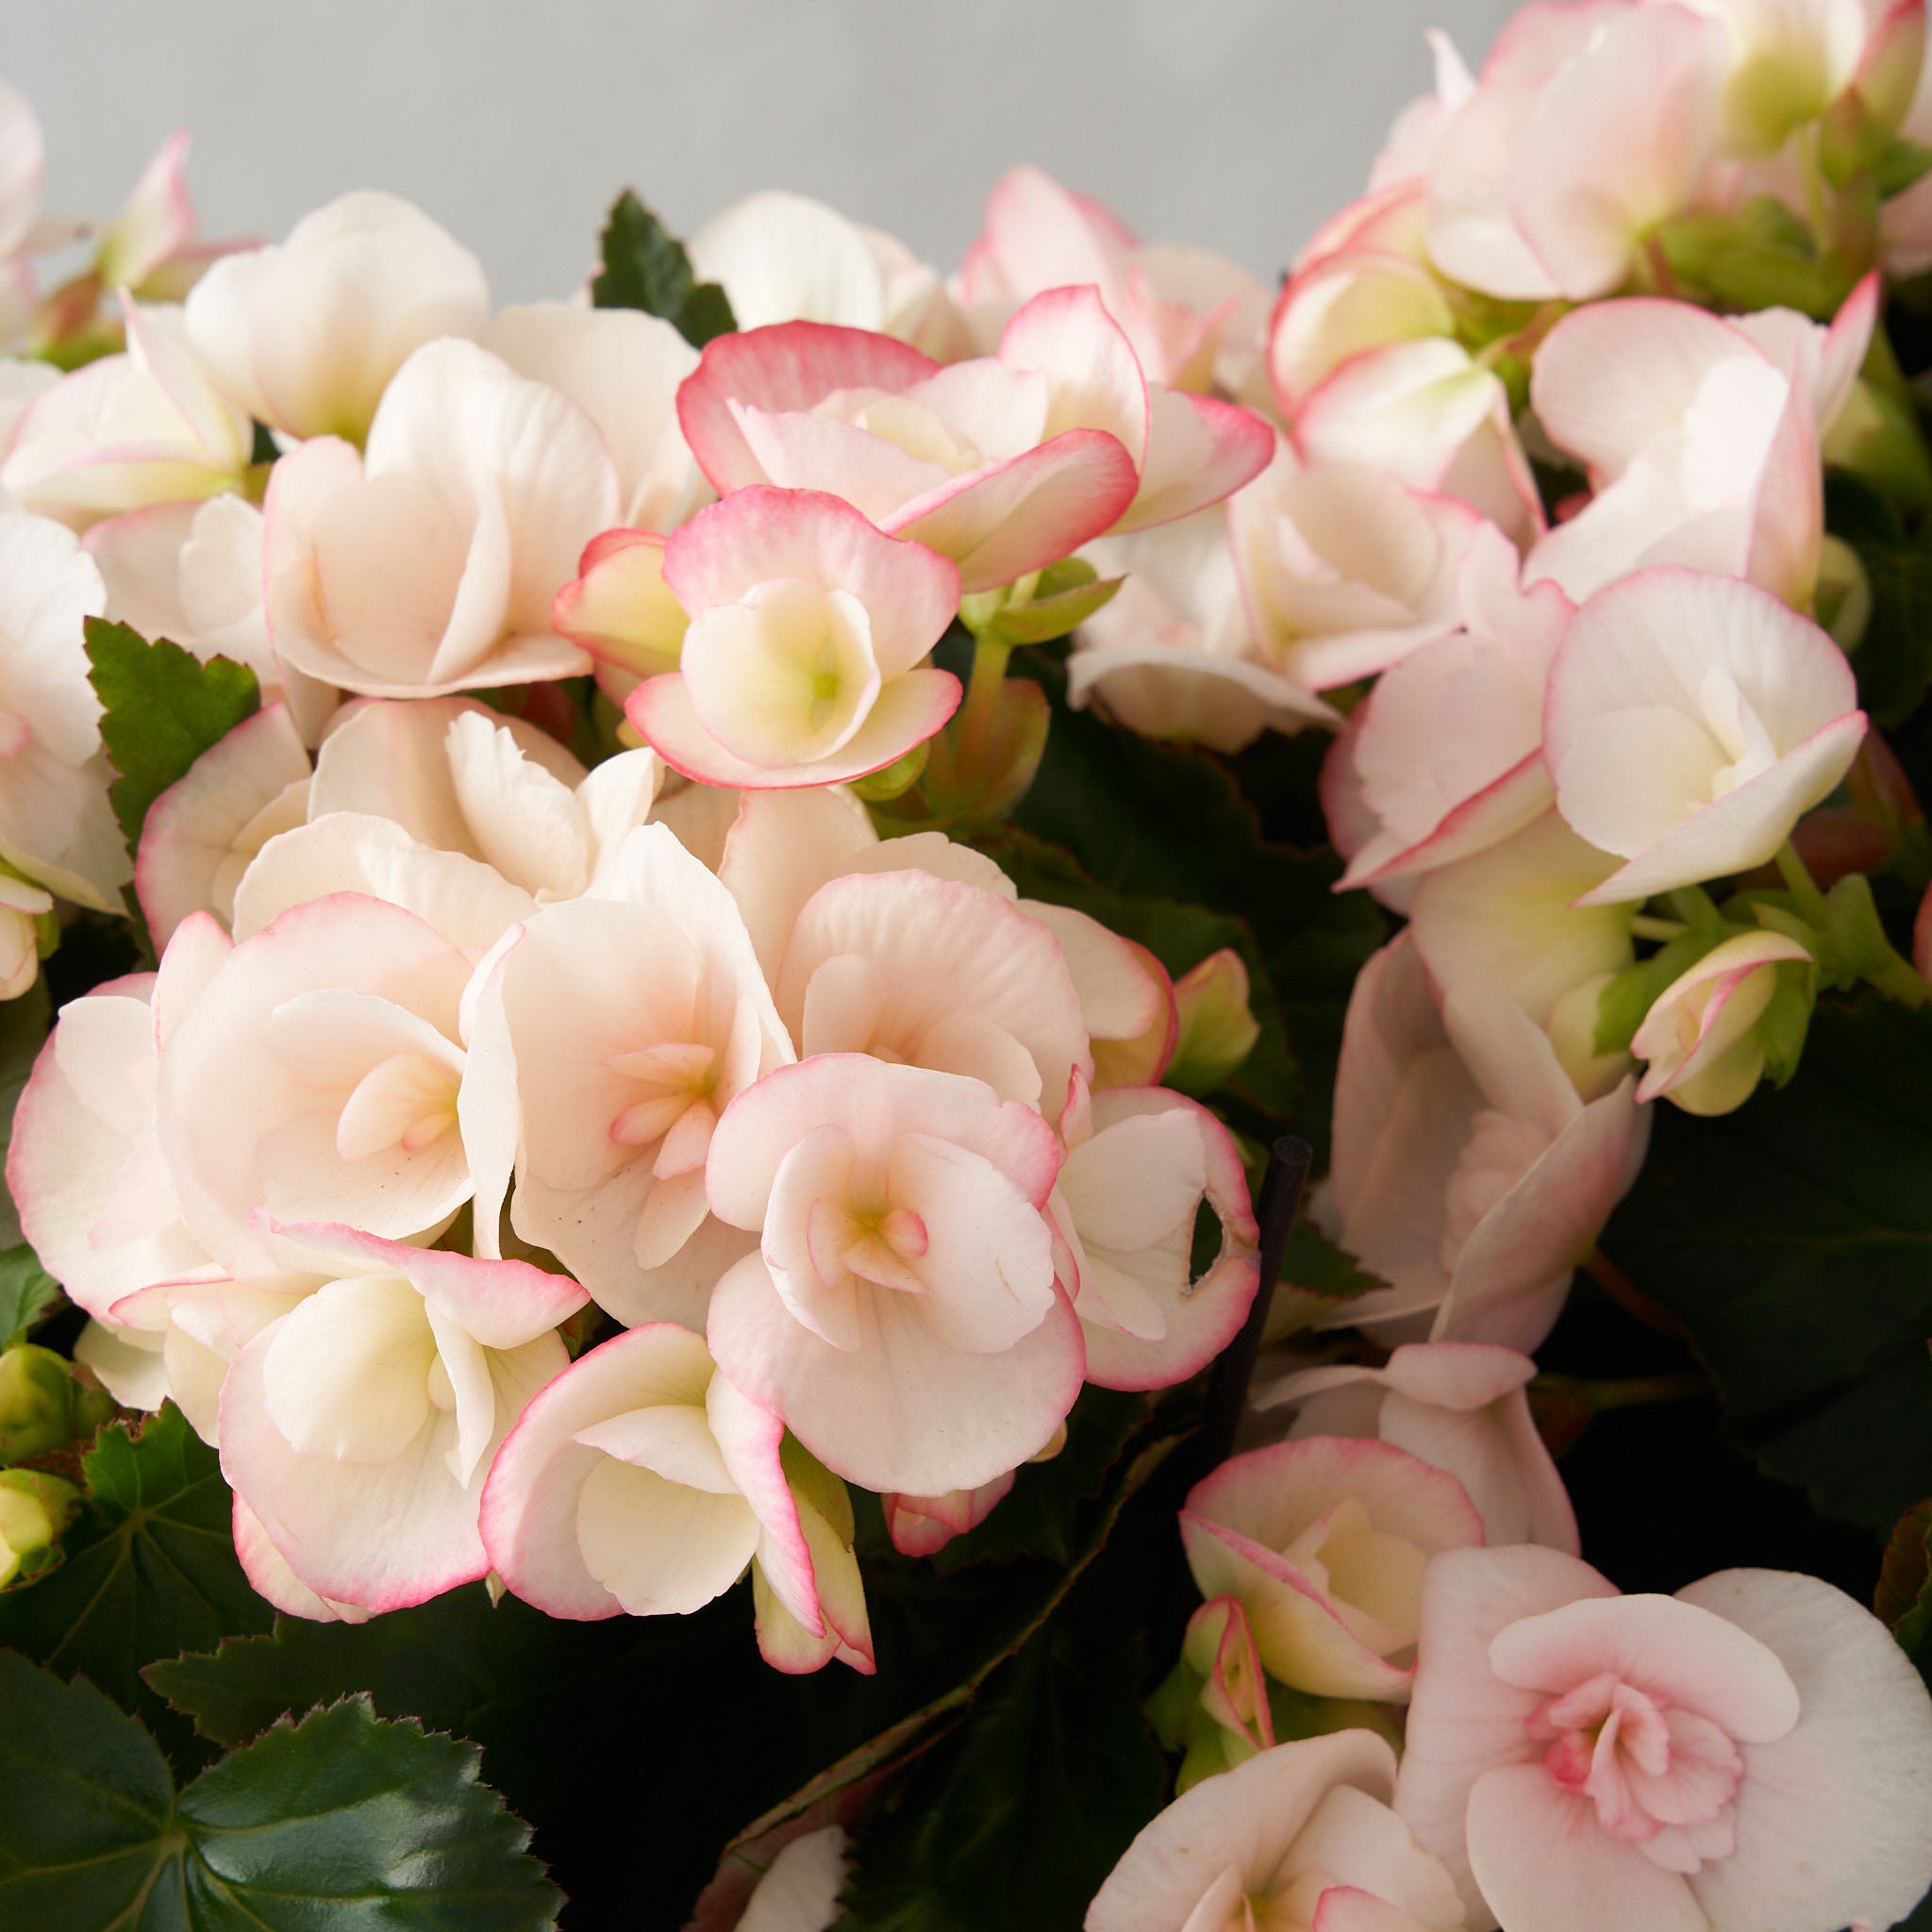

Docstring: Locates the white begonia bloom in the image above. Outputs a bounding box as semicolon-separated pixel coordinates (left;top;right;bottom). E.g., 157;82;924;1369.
84;493;339;744
0;510;131;910
1254;1340;1578;1554
1068;507;1341;755
183;190;490;445
460;823;793;1329
134;702;311;948
482;301;704;532
1683;0;1875;157
261;338;618;698
155;891;477;1276
9;913;232;1323
1226;436;1482;692
219;1223;584;1616
691;190;962;358
1546;568;1866;906
0;301;252;530
1630;929;1815;1115
1087;1731;1465;1932
1526;281;1875;608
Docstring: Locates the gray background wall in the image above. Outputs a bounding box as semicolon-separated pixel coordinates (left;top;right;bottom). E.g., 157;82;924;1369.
8;1;1517;299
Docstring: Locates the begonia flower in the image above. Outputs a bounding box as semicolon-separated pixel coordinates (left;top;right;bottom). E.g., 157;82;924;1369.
674;288;1268;591
1526;281;1876;605
220;1222;582;1616
480;1322;871;1673
135;701;311;948
1226;435;1484;692
0;874;48;1000
1316;934;1648;1350
261;338;617;696
1254;1341;1578;1553
0;299;252;529
618;487;964;789
483;300;704;532
1329;525;1571;890
1292;339;1542;546
1180;1436;1487;1701
705;1055;1081;1496
1052;1081;1260;1391
691;191;964;358
1424;2;1727;301
1068;505;1341;752
183;190;490;445
9;913;231;1322
459;823;792;1328
0;511;129;910
954;166;1272;396
1630;928;1815;1114
155;891;477;1274
1394;1545;1932;1932
1087;1730;1466;1932
1545;567;1866;905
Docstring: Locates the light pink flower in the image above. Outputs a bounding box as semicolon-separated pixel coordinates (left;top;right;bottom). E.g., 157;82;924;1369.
880;1468;1017;1558
954;166;1271;397
705;1055;1080;1496
674;288;1270;591
262;339;616;697
1254;1341;1577;1554
1527;279;1876;606
459;823;792;1328
183;190;490;445
1053;1080;1260;1391
221;1222;583;1616
0;300;252;529
1424;2;1727;301
480;1321;871;1672
1395;1546;1932;1932
1545;568;1866;905
1318;933;1649;1351
155;892;476;1275
1181;1436;1487;1700
1088;1730;1465;1932
1330;525;1571;891
9;914;230;1322
621;487;963;789
1630;928;1814;1114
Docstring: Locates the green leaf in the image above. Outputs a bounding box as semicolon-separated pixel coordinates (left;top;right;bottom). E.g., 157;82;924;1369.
0;1654;560;1929
1879;1499;1932;1688
989;575;1124;647
1826;475;1932;725
833;1601;1167;1931
1603;995;1932;1529
0;1402;272;1744
0;979;50;1248
0;1243;58;1346
84;619;260;852
591;191;736;347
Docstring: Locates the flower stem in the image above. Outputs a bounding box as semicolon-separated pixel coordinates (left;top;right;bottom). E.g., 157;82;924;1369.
954;636;1013;775
1629;915;1687;942
1774;841;1833;929
1865;948;1932;1008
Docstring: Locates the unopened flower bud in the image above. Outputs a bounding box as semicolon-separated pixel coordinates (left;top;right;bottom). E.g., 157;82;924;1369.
0;1344;85;1463
1166;949;1262;1094
1631;932;1816;1115
0;1467;78;1587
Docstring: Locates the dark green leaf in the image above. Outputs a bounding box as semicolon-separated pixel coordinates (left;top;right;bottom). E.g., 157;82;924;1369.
1879;1499;1932;1688
1826;475;1932;726
0;1244;58;1347
0;1653;560;1930
591;191;736;347
0;979;50;1247
1603;995;1932;1529
84;619;260;851
0;1402;272;1744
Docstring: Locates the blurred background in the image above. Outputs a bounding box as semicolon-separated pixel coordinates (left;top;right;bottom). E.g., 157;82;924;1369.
11;0;1517;297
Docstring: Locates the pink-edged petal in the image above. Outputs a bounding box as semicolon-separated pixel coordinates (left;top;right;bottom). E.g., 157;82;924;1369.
675;321;940;493
708;1253;1083;1495
885;428;1141;592
1465;1764;1707;1932
664;486;959;677
627;666;959;790
552;528;688;678
230;1492;369;1625
995;283;1150;468
1113;389;1275;533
